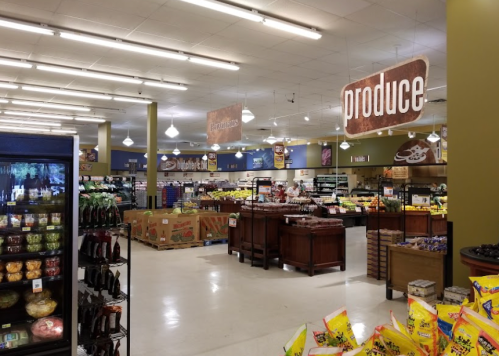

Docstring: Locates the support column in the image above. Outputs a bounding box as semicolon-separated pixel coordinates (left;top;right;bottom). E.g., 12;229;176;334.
448;0;499;286
98;122;111;175
147;102;158;209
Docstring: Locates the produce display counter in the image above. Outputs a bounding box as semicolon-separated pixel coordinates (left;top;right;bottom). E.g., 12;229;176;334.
326;211;365;228
228;219;241;254
367;212;404;231
367;212;447;237
460;247;499;301
279;224;346;276
404;211;430;237
200;200;217;210
431;213;448;236
217;200;244;214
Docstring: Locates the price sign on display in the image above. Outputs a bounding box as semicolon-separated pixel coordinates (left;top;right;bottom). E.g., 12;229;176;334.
47;225;55;230
339;208;347;214
229;218;237;227
355;207;362;213
32;279;43;293
7;201;15;206
218;188;223;192
199;188;204;192
383;187;394;197
329;208;336;215
22;227;31;232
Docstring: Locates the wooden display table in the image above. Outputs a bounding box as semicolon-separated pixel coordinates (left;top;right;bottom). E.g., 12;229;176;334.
367;212;404;231
200;200;217;210
228;220;241;255
386;245;447;299
367;212;446;237
217;200;244;214
404;211;430;237
431;214;447;236
460;247;499;301
239;211;282;270
279;224;346;276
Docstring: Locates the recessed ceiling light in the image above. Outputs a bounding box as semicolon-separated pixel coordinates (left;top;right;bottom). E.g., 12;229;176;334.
144;82;188;91
0;83;18;89
0;125;50;132
0;18;54;35
113;97;153;104
263;18;322;40
0;99;8;104
11;100;90;112
0;58;32;68
74;117;106;123
0;118;61;126
188;57;239;71
4;111;73;120
181;0;263;21
37;65;142;84
22;86;112;100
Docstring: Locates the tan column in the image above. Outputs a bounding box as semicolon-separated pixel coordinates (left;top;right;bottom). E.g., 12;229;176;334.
448;0;499;286
147;102;158;209
97;122;111;175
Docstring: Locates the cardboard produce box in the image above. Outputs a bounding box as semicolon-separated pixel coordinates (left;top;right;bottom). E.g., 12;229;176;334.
123;210;138;238
135;210;169;240
199;213;230;240
147;214;199;244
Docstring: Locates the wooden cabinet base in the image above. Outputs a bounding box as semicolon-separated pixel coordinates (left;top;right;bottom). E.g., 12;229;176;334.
228;223;241;255
460;248;499;302
279;224;346;276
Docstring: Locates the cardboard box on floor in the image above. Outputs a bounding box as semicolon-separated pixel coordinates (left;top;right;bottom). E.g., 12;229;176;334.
199;213;230;240
147;214;199;244
134;209;170;240
123;210;141;238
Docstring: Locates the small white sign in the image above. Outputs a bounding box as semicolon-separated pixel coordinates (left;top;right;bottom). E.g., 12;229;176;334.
162;219;169;225
339;208;347;214
329;208;336;215
355;207;362;213
32;279;43;293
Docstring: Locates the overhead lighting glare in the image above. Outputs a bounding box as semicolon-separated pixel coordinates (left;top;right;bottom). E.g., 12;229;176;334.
181;0;263;21
227;146;231;150
0;118;60;127
173;148;181;155
0;99;8;104
242;107;255;123
307;141;310;145
0;18;54;35
0;125;50;132
94;145;98;151
256;148;260;151
323;141;327;146
161;154;168;161
335;123;340;131
273;120;277;127
144;152;148;158
22;86;112;100
340;140;350;150
263;18;322;40
0;83;18;89
52;129;77;134
427;132;440;143
37;65;142;84
266;135;277;145
79;150;83;156
75;117;106;123
4;111;73;120
211;144;220;151
59;32;188;60
202;154;208;161
235;150;243;158
144;82;187;91
113;97;153;104
427;85;447;91
304;115;309;121
0;59;32;68
11;100;90;112
188;57;239;71
123;130;134;147
388;129;393;136
242;147;245;151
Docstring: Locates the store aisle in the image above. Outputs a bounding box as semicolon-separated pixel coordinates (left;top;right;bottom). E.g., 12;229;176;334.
124;227;407;356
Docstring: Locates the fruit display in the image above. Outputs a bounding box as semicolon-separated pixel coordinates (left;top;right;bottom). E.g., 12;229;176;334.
208;190;253;200
241;203;301;213
471;243;499;259
404;205;431;211
368;196;385;212
340;201;358;211
381;198;401;212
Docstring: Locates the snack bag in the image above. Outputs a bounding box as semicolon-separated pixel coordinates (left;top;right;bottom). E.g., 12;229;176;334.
479;293;499;323
436;304;461;339
308;347;343;356
284;324;307;356
323;307;358;351
476;330;499;356
470;275;499;299
461;306;499;341
376;324;427;356
359;331;387;356
438;327;451;356
407;297;438;356
390;311;411;339
462;298;479;313
441;315;480;356
313;332;329;347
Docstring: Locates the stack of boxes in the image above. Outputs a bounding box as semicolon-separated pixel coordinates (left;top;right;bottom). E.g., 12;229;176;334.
408;280;438;305
443;286;470;305
366;229;404;279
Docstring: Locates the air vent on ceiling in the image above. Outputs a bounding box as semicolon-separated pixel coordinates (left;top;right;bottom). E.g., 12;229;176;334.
257;128;269;131
428;98;447;103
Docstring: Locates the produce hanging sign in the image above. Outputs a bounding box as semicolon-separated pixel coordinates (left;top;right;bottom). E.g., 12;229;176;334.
206;103;242;145
342;56;429;138
274;143;285;169
207;152;217;172
393;139;436;165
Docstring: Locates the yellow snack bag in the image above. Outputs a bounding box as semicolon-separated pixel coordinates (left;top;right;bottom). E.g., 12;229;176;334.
308;347;344;356
479;293;499;323
323;307;358;351
436;304;461;339
438;326;451;356
390;311;411;339
476;330;499;356
342;333;386;356
470;275;499;299
284;324;307;356
462;298;479;313
376;324;428;356
441;315;479;356
408;297;438;356
460;306;499;341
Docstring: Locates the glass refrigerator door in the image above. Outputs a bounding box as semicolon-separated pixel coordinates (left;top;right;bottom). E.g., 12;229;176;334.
0;160;72;354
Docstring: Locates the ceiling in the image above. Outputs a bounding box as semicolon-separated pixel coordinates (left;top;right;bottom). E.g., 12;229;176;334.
0;0;447;151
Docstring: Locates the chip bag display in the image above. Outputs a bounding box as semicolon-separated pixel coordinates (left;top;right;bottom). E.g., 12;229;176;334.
313;332;329;347
441;315;480;356
437;327;450;356
470;276;499;299
376;324;428;356
408;297;438;356
323;307;358;351
390;311;411;339
436;304;461;339
476;330;499;356
460;306;499;341
479;293;499;323
285;324;307;356
358;331;387;356
308;347;343;356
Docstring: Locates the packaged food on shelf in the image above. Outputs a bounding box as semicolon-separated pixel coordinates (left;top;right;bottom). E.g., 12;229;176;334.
26;243;43;253
443;286;470;305
26;269;42;280
24;214;35;227
408;280;437;297
0;215;7;228
31;316;63;341
51;213;62;226
397;237;447;253
0;328;30;348
38;213;48;227
0;290;19;309
6;272;23;282
24;289;52;302
26;233;43;244
25;259;42;271
6;235;23;245
44;266;61;277
44;256;60;268
45;242;61;251
26;298;58;318
6;261;23;273
45;232;61;243
6;245;23;254
10;214;22;228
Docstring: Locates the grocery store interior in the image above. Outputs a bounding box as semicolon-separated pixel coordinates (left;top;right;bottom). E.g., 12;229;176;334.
0;0;498;356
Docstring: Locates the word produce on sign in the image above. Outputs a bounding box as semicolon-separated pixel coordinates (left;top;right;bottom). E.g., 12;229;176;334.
342;56;429;137
206;103;242;145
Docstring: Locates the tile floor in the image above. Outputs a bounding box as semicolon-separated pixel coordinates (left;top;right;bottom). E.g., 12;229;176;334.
122;227;407;356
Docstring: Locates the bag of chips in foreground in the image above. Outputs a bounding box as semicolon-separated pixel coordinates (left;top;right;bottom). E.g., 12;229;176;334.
284;324;307;356
470;275;499;299
376;324;428;356
460;306;499;341
323;307;358;351
390;310;411;339
476;330;499;356
308;347;343;356
436;304;461;339
440;315;480;356
408;296;438;356
479;293;499;323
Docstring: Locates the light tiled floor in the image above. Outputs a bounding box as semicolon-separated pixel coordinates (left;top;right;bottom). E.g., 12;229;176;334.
122;227;407;356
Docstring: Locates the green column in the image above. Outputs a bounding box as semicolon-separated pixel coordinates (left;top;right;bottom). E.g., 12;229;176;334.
97;122;111;175
147;102;158;209
448;0;499;286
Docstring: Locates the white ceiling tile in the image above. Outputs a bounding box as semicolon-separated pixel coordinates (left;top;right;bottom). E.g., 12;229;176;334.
196;35;267;56
0;1;57;22
134;19;212;44
126;31;195;52
346;4;414;32
376;0;446;23
252;48;311;66
271;40;336;59
293;0;372;17
216;24;288;48
73;0;162;18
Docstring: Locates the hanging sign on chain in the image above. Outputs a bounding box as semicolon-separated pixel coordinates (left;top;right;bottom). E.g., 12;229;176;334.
274;143;285;169
207;152;217;172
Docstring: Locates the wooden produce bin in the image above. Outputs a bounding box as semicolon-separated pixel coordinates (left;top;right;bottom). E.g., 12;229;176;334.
366;212;403;231
279;224;346;276
147;214;199;244
239;211;281;270
228;218;241;255
199;213;229;241
200;200;217;211
366;230;404;279
386;245;446;299
431;214;447;236
460;247;499;301
217;200;244;214
404;211;430;237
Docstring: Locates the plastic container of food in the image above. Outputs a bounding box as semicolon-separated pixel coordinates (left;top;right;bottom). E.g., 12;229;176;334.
44;257;60;268
6;272;23;282
38;214;48;227
45;233;60;243
5;261;22;273
6;235;23;245
31;317;63;340
26;269;42;280
0;216;7;228
0;290;20;309
24;214;35;227
10;215;22;228
6;245;23;254
26;244;43;253
0;261;4;272
26;233;43;245
26;298;57;319
29;189;38;201
44;267;60;277
45;242;60;251
23;289;52;303
0;236;4;245
50;213;61;226
25;260;42;271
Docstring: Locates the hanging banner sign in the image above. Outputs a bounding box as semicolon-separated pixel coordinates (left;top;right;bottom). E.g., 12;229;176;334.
206;103;242;145
440;124;448;163
273;143;285;169
393;139;436;165
207;152;217;172
342;56;429;138
392;166;409;179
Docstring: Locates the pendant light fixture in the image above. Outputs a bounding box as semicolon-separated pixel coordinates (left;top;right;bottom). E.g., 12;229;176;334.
211;143;220;151
241;93;254;123
202;152;208;161
340;138;350;150
266;129;277;145
235;149;243;158
161;153;168;161
427;115;441;143
123;129;134;147
78;150;83;156
304;115;310;121
144;152;147;158
335;122;340;131
165;115;179;138
377;131;383;136
94;145;99;151
173;142;181;155
408;132;416;139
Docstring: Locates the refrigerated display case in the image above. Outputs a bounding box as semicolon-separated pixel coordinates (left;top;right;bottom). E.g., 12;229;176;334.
0;133;78;356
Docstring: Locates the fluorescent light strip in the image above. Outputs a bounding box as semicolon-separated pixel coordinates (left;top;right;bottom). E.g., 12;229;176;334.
60;32;188;61
0;58;32;68
0;99;8;103
113;97;152;104
3;111;73;120
188;57;239;71
74;117;106;123
0;83;18;89
263;18;321;39
181;0;263;22
0;18;54;36
22;86;112;100
0;125;50;132
11;100;90;112
144;82;188;91
36;65;142;84
0;118;61;127
52;129;77;134
427;85;447;91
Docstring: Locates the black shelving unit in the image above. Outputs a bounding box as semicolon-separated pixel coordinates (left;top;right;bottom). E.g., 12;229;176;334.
76;223;131;356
